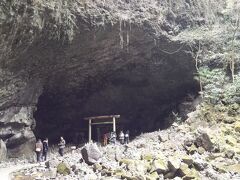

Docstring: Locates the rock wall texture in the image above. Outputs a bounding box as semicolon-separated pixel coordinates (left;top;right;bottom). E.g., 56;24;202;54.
0;0;238;157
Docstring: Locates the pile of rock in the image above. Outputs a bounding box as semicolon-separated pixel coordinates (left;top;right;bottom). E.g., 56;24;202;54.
10;116;240;180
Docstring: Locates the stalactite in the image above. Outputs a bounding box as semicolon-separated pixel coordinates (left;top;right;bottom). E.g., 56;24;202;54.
154;38;157;46
119;19;124;49
102;15;105;29
129;19;132;31
126;30;129;52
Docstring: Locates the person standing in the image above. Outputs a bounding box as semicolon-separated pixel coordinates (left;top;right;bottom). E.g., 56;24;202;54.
35;139;43;162
42;138;49;161
58;136;66;156
103;133;108;146
112;131;116;145
125;130;129;144
119;131;124;144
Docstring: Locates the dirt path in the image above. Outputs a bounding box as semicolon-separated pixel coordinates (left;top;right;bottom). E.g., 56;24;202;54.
0;163;38;180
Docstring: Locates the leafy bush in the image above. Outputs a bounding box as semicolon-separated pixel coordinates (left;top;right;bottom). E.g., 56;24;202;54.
198;67;240;105
223;75;240;104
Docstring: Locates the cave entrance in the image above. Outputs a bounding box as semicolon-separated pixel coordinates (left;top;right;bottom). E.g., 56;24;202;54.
33;70;199;145
33;35;200;144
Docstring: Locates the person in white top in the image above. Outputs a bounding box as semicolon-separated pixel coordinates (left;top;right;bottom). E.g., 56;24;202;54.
119;131;124;144
125;130;129;144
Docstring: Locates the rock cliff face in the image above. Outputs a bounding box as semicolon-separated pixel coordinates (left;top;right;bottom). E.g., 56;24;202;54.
0;0;230;157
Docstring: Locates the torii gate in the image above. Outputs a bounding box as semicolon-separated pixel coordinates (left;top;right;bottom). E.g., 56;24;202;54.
84;115;120;142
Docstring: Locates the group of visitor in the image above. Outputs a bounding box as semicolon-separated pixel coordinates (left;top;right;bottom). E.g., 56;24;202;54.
119;130;129;144
103;130;129;146
35;130;130;162
35;136;66;162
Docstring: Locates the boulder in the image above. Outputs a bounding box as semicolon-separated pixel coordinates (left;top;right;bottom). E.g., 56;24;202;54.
81;143;102;165
146;171;159;180
141;153;154;161
121;173;138;180
49;168;57;179
164;171;176;179
155;152;167;161
113;169;126;178
234;122;240;132
93;163;102;172
178;163;190;177
205;168;222;180
135;160;149;173
193;157;208;171
56;162;71;175
225;136;237;146
173;177;183;180
119;159;135;166
197;147;205;155
127;162;136;171
186;144;197;154
151;159;169;174
178;164;200;179
182;169;200;180
0;139;7;161
195;132;214;151
224;164;240;173
101;169;114;176
158;133;169;142
45;159;60;168
71;164;77;171
184;139;194;147
225;149;235;159
212;163;228;173
182;155;193;166
223;117;236;124
168;156;181;172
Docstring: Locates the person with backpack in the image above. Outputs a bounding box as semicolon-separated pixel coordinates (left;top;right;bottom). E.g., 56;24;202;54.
35;139;43;162
58;136;66;156
42;138;49;161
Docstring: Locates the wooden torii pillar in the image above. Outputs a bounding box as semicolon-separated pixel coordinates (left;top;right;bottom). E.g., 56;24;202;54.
84;115;120;142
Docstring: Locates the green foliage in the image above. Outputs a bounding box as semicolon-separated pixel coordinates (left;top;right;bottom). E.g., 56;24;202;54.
198;67;240;105
172;111;182;123
223;75;240;104
198;67;226;104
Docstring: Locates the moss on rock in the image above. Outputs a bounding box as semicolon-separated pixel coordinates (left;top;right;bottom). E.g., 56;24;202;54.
56;162;70;175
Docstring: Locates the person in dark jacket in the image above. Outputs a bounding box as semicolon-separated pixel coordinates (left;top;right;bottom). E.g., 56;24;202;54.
58;136;66;156
42;138;49;161
35;139;43;162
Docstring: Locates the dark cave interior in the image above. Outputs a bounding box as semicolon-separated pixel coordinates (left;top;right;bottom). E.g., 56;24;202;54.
33;59;199;144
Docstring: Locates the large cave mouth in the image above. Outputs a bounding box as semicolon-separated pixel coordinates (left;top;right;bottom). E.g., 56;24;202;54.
29;24;199;144
33;55;199;144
